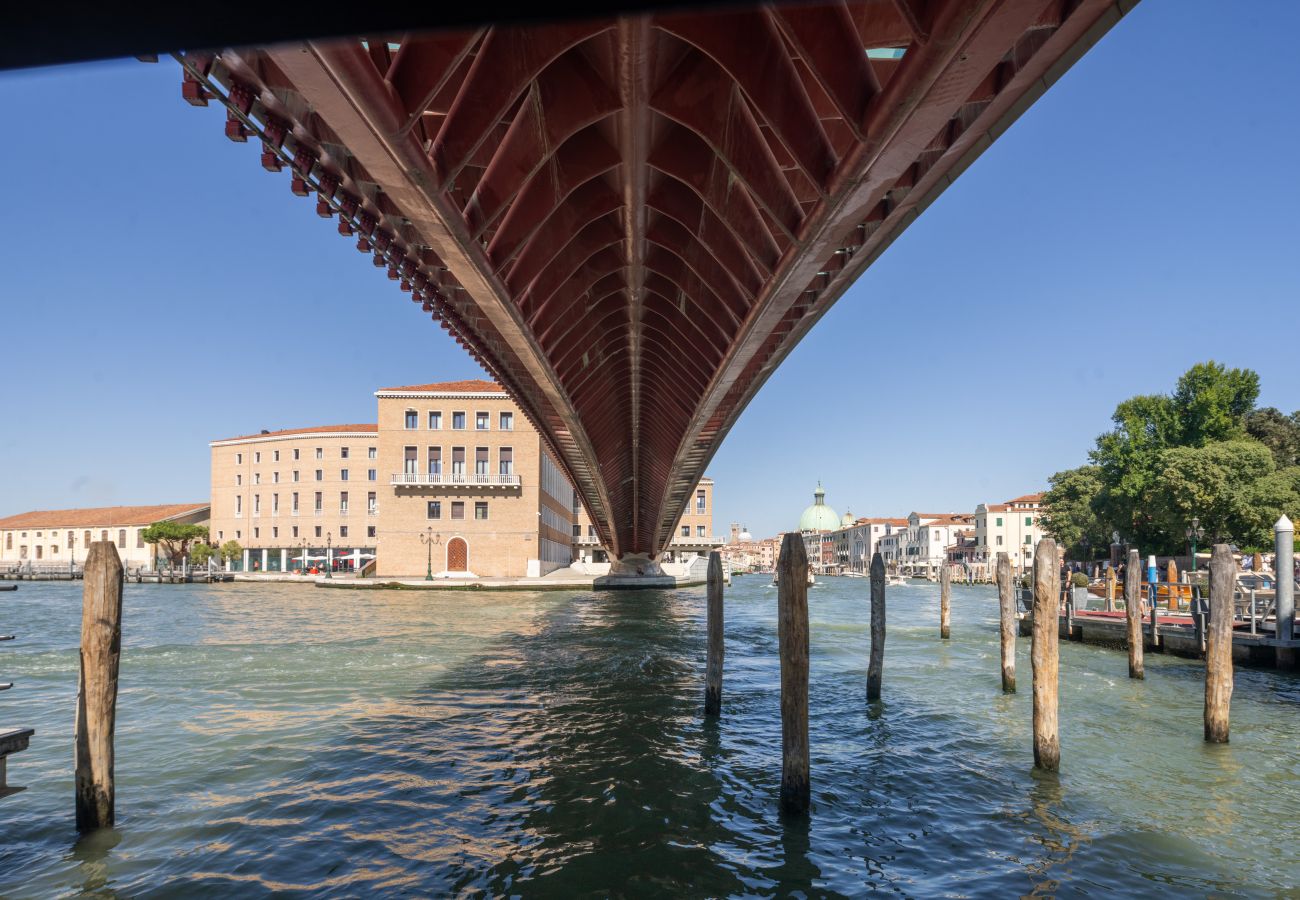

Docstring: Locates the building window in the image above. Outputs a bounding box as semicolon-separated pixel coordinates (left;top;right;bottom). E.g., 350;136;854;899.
254;452;261;464
451;447;465;476
996;517;1003;527
272;472;279;484
341;447;350;459
404;446;417;475
272;527;279;539
1025;535;1032;545
681;526;690;538
696;489;706;512
451;501;466;519
314;492;323;512
117;530;126;548
475;412;489;430
315;469;323;481
367;492;377;514
36;546;42;560
368;447;377;459
315;447;323;460
84;530;91;547
500;412;513;431
235;496;242;516
452;411;466;430
427;501;441;519
499;447;513;476
340;526;348;538
273;450;280;462
1026;516;1033;527
292;526;298;538
474;501;488;520
293;449;300;460
697;526;705;538
368;469;377;481
314;526;321;538
428;447;442;475
428;411;441;430
340;469;349;481
254;473;260;485
101;530;108;542
572;524;581;537
405;410;418;429
272;493;279;514
235;530;241;540
292;470;299;482
254;494;260;514
340;492;349;514
292;492;299;513
367;526;376;538
996;536;1003;546
236;452;242;465
236;474;242;486
475;447;489;475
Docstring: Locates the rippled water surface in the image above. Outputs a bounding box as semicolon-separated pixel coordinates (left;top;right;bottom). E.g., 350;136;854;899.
1;577;1298;897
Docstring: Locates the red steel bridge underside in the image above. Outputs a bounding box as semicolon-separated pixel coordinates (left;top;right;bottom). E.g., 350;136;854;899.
174;0;1133;561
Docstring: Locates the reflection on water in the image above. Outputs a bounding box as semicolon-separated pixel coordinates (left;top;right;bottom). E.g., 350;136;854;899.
1;579;1298;896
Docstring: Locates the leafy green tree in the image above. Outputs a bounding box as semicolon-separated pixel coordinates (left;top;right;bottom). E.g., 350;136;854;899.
141;521;210;565
1245;407;1300;468
219;540;242;564
1170;361;1259;446
1040;465;1109;559
190;543;215;566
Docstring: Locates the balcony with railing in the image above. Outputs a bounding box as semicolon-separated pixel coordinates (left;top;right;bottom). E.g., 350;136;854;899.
391;472;522;488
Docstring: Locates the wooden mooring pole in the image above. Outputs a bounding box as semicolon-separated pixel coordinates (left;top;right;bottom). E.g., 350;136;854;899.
939;563;951;639
1204;544;1235;743
996;553;1015;692
1031;539;1060;771
704;551;724;717
1124;549;1144;679
777;534;810;813
868;552;886;701
75;541;123;830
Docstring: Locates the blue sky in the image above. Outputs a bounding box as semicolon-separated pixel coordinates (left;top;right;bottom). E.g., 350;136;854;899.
0;0;1296;539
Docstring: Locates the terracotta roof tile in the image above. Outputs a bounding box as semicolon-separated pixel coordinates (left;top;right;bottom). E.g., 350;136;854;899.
0;503;209;530
376;379;504;393
1006;492;1044;504
212;424;377;443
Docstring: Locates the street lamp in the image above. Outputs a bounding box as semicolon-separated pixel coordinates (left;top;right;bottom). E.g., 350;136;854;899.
1186;516;1205;572
325;532;333;579
420;527;441;580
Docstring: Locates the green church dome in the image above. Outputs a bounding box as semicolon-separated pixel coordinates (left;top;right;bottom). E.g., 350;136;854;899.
798;483;840;532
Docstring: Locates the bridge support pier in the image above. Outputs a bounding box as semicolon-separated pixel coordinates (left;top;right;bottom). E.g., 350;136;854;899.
593;553;675;590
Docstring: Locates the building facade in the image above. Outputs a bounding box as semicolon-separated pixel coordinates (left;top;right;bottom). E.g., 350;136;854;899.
211;378;719;578
0;503;209;569
209;424;379;573
973;492;1046;578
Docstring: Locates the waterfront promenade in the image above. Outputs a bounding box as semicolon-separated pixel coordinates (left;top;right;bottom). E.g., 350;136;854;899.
3;577;1297;895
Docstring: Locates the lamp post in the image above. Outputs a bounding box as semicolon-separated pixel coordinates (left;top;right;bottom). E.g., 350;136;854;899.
325;532;333;579
1185;516;1205;572
301;538;308;576
420;527;440;580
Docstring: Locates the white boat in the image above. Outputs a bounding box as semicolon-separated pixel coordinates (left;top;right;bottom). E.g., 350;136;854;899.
886;574;907;587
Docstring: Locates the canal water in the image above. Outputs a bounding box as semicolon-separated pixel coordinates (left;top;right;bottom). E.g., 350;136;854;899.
1;577;1297;897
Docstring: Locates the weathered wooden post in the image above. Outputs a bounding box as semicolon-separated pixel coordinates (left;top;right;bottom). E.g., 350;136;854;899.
1204;544;1235;743
75;541;123;830
1124;549;1143;679
704;551;724;717
1031;539;1060;771
996;552;1015;692
777;533;810;813
939;563;951;639
868;552;886;701
1105;566;1117;612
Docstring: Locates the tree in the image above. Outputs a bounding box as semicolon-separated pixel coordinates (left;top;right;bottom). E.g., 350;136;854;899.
190;543;215;566
220;540;242;565
1245;407;1300;469
141;521;210;565
1040;465;1108;559
1170;361;1259;446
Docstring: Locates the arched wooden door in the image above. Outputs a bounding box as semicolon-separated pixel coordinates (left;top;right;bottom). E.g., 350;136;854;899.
446;537;468;573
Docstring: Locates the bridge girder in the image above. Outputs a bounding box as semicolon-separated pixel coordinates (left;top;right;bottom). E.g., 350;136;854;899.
177;0;1132;557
